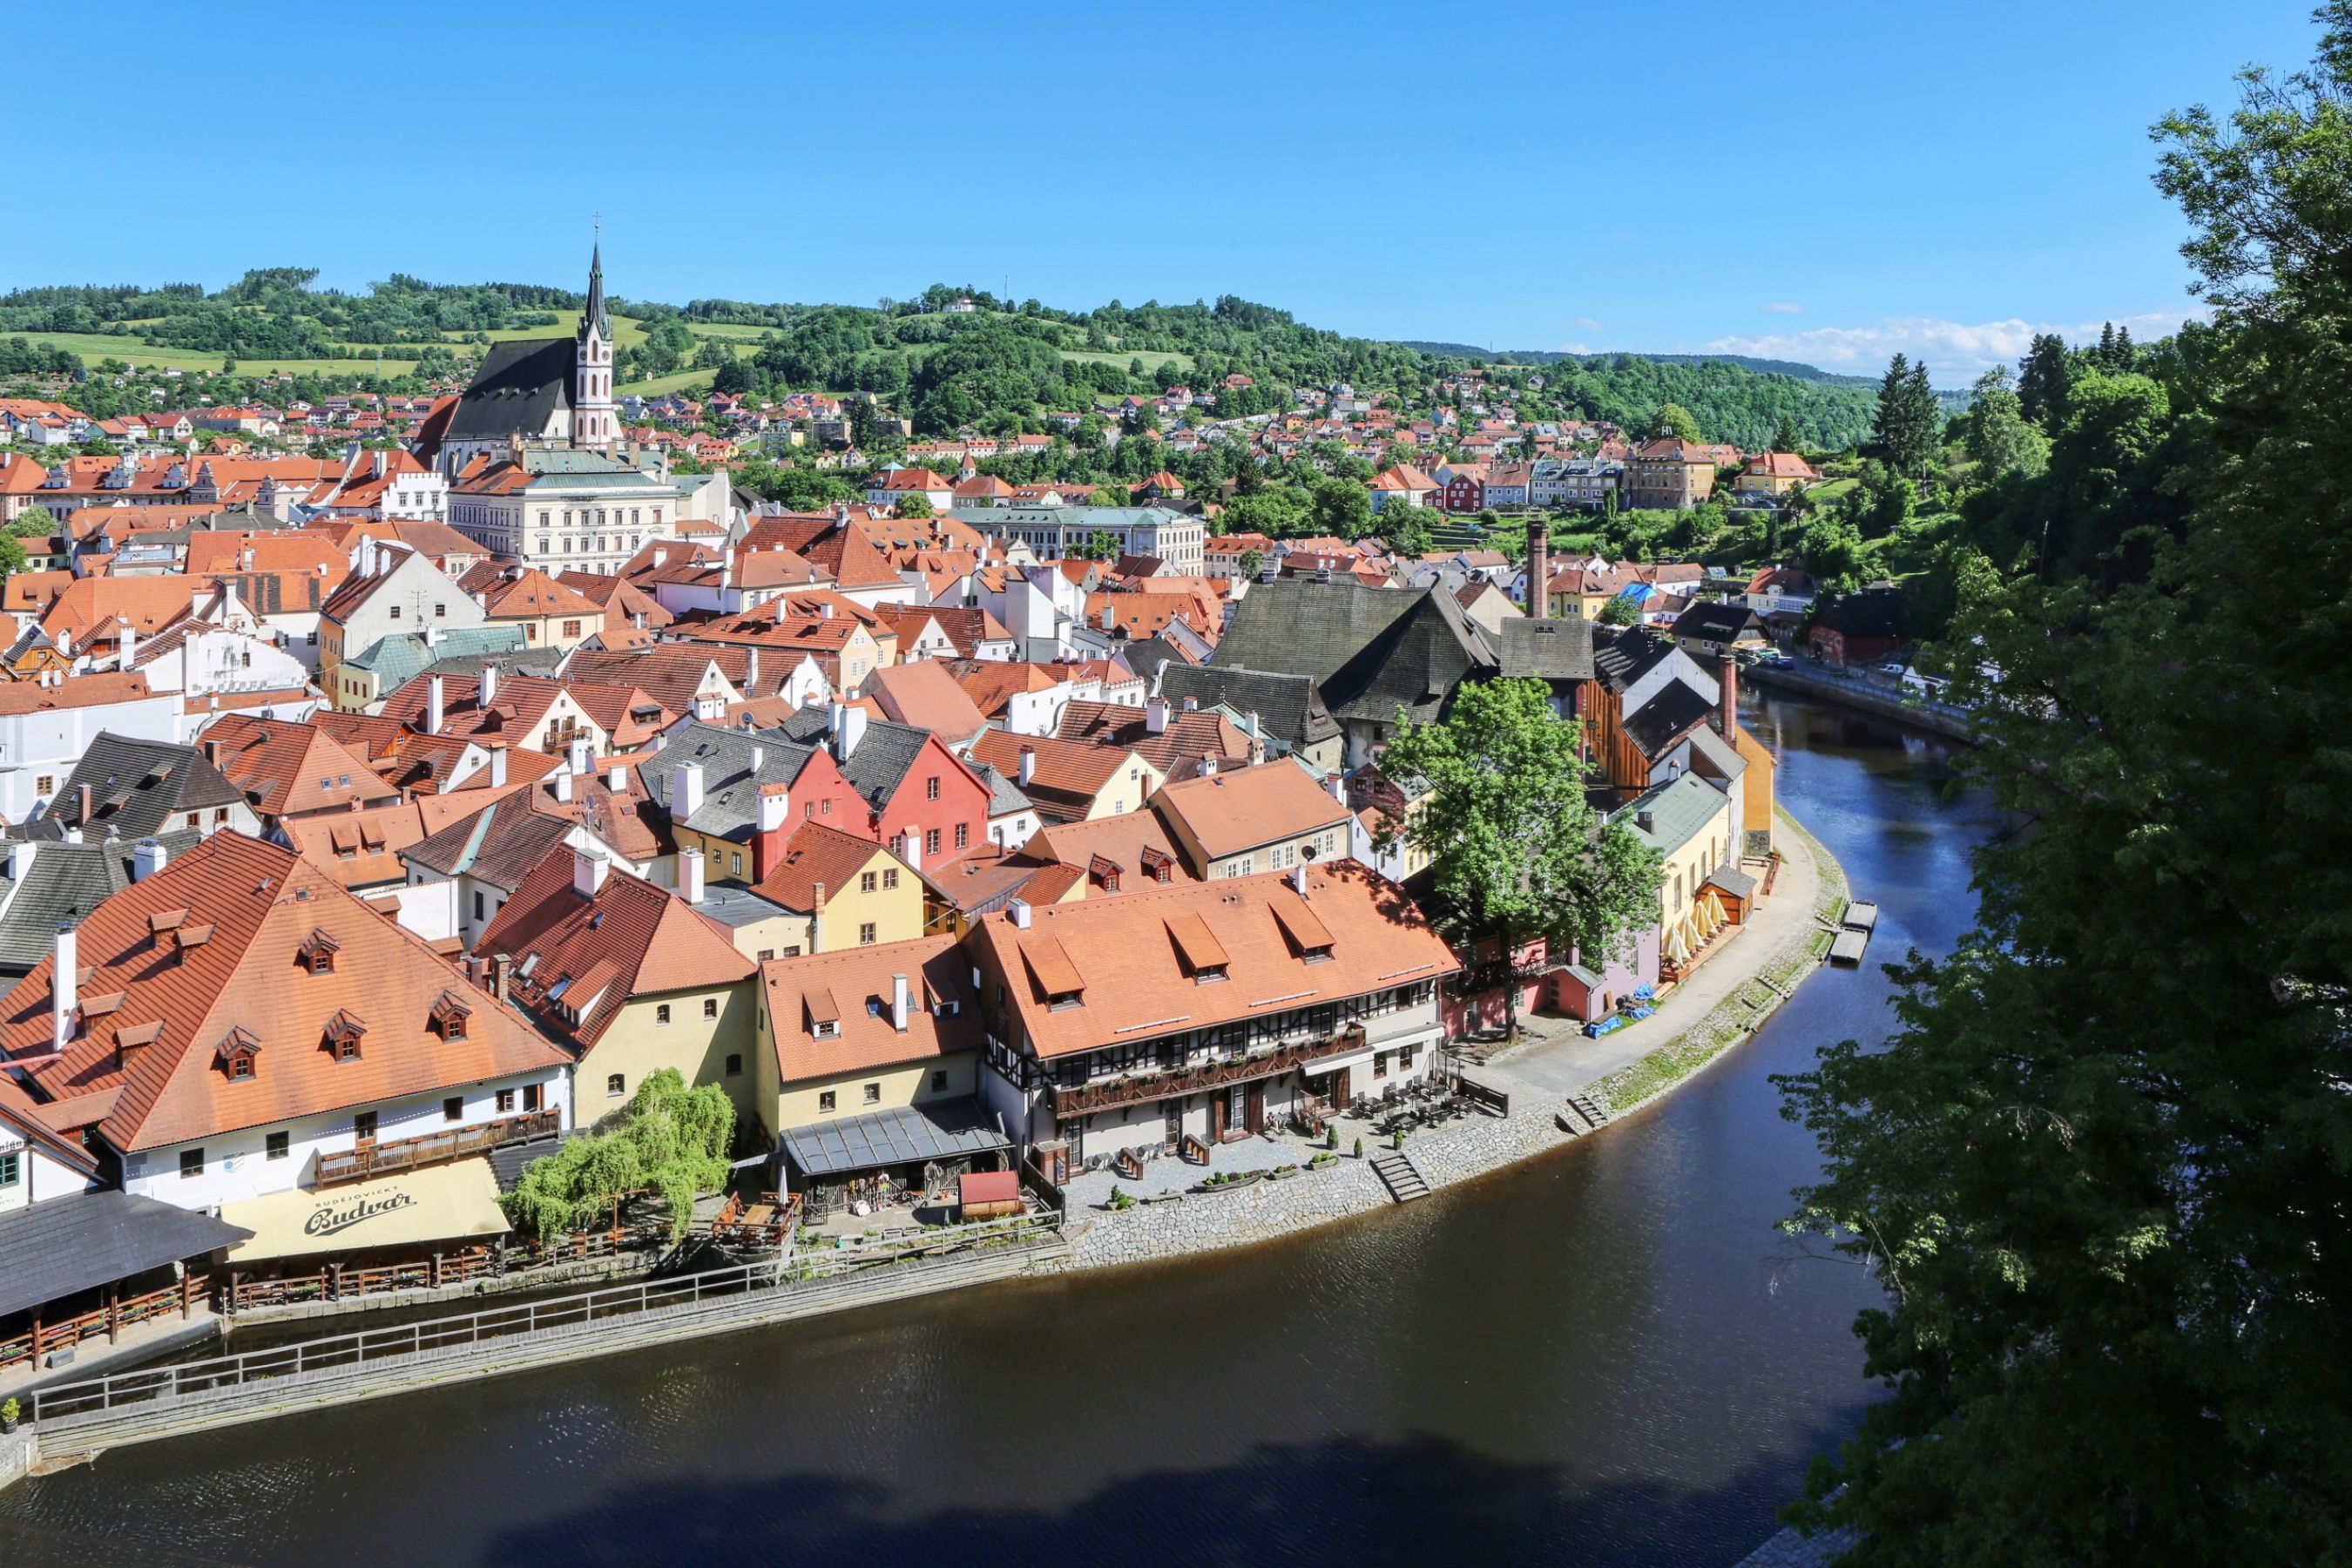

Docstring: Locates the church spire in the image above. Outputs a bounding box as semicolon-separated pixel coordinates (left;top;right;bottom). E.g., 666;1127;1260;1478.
581;235;611;342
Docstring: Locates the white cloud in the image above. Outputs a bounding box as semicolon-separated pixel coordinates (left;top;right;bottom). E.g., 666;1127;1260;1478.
1558;341;1593;355
1703;310;2196;382
1763;302;1804;314
1571;315;1605;330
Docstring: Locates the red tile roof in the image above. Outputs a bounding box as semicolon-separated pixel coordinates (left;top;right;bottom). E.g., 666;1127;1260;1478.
967;861;1456;1059
0;834;566;1153
476;854;754;1045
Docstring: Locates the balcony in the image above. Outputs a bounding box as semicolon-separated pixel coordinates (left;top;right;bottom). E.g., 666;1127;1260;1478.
314;1108;562;1186
1048;1027;1366;1120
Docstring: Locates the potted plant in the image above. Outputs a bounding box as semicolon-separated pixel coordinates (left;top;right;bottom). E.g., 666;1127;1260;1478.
1107;1184;1136;1212
1353;1136;1365;1159
2;1397;19;1435
1391;1129;1405;1151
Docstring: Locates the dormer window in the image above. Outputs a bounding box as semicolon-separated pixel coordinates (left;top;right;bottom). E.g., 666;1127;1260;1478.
323;1009;367;1061
813;1019;841;1039
429;991;472;1040
215;1026;261;1082
297;929;339;975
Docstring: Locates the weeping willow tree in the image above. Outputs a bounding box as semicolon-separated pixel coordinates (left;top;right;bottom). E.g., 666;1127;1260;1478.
502;1069;734;1244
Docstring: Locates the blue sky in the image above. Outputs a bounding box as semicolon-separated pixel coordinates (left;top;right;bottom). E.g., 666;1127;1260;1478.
20;2;2323;384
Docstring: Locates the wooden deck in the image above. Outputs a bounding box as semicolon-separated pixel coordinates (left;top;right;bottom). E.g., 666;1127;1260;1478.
1828;928;1870;966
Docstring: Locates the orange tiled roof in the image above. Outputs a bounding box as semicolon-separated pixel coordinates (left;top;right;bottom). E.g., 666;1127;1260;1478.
476;853;754;1044
0;833;566;1153
201;714;402;818
758;934;980;1083
967;861;1456;1058
1151;761;1350;861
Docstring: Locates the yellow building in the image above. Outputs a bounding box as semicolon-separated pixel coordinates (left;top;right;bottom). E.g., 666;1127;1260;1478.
1732;451;1821;498
749;821;929;954
1614;772;1740;972
751;934;983;1154
476;848;763;1119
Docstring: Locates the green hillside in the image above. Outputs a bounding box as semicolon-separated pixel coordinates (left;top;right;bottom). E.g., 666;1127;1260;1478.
1;270;1901;447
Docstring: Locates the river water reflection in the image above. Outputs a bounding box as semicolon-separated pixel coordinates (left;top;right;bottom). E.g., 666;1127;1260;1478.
0;692;2002;1567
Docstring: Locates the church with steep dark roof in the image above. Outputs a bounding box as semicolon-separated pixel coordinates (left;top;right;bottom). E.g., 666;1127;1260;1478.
415;245;621;476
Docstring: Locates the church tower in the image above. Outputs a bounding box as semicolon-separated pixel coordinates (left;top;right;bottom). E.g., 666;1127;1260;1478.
574;241;617;451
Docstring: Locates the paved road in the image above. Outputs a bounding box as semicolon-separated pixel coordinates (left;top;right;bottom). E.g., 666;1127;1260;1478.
1481;823;1825;1098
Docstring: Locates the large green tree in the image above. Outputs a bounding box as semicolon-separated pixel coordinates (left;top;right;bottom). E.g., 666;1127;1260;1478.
1376;679;1660;1040
1652;401;1702;443
1777;15;2352;1560
1962;365;2050;477
504;1069;734;1244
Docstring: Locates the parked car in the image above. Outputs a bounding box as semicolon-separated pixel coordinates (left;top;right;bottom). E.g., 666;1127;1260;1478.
1764;654;1795;670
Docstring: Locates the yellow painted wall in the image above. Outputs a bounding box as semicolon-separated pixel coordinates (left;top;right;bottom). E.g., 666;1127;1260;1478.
574;982;761;1124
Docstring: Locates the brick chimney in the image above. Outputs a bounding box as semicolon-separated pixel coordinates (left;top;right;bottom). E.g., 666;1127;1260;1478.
1525;517;1549;617
1719;656;1738;735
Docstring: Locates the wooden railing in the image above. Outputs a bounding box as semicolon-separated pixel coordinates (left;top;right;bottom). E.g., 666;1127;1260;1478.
0;1274;206;1374
220;1225;657;1316
1179;1132;1211;1166
314;1108;562;1186
1049;1028;1366;1119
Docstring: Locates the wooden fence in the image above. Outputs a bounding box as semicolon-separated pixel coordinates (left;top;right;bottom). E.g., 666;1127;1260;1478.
0;1274;206;1375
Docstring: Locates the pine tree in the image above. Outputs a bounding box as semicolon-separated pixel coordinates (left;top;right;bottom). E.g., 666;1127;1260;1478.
2017;333;2072;429
1872;353;1911;462
1901;359;1940;477
1772;412;1801;453
1874;354;1938;477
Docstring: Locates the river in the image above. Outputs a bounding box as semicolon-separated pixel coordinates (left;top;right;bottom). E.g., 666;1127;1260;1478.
0;692;2002;1567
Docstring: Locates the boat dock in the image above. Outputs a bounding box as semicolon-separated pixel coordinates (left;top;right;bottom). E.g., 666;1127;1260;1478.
1828;901;1878;966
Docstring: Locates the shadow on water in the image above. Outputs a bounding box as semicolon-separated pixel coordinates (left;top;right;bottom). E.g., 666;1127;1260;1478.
1;1419;1871;1568
0;691;1981;1568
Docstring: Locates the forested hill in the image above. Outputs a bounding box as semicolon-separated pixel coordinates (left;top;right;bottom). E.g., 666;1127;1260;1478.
1;271;1896;448
1402;343;1861;382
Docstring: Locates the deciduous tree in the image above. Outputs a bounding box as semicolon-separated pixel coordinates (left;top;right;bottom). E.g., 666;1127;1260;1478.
1377;679;1659;1041
1779;15;2352;1558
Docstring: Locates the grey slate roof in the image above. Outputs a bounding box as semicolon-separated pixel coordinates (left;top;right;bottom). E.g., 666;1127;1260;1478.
640;722;832;841
0;1190;251;1318
768;709;932;812
969;760;1034;821
1624;679;1719;758
1158;664;1341;751
0;828;204;978
33;733;243;844
1670;600;1762;642
1497;618;1597;682
1210;581;1495;727
1591;625;1678;693
439;337;576;444
405;801;577;893
1706;863;1759;900
778;1099;1010;1180
488;1128;577;1192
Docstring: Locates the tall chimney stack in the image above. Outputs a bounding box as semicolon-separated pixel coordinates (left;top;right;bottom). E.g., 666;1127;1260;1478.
1719;654;1738;736
1525;517;1549;618
51;922;77;1055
